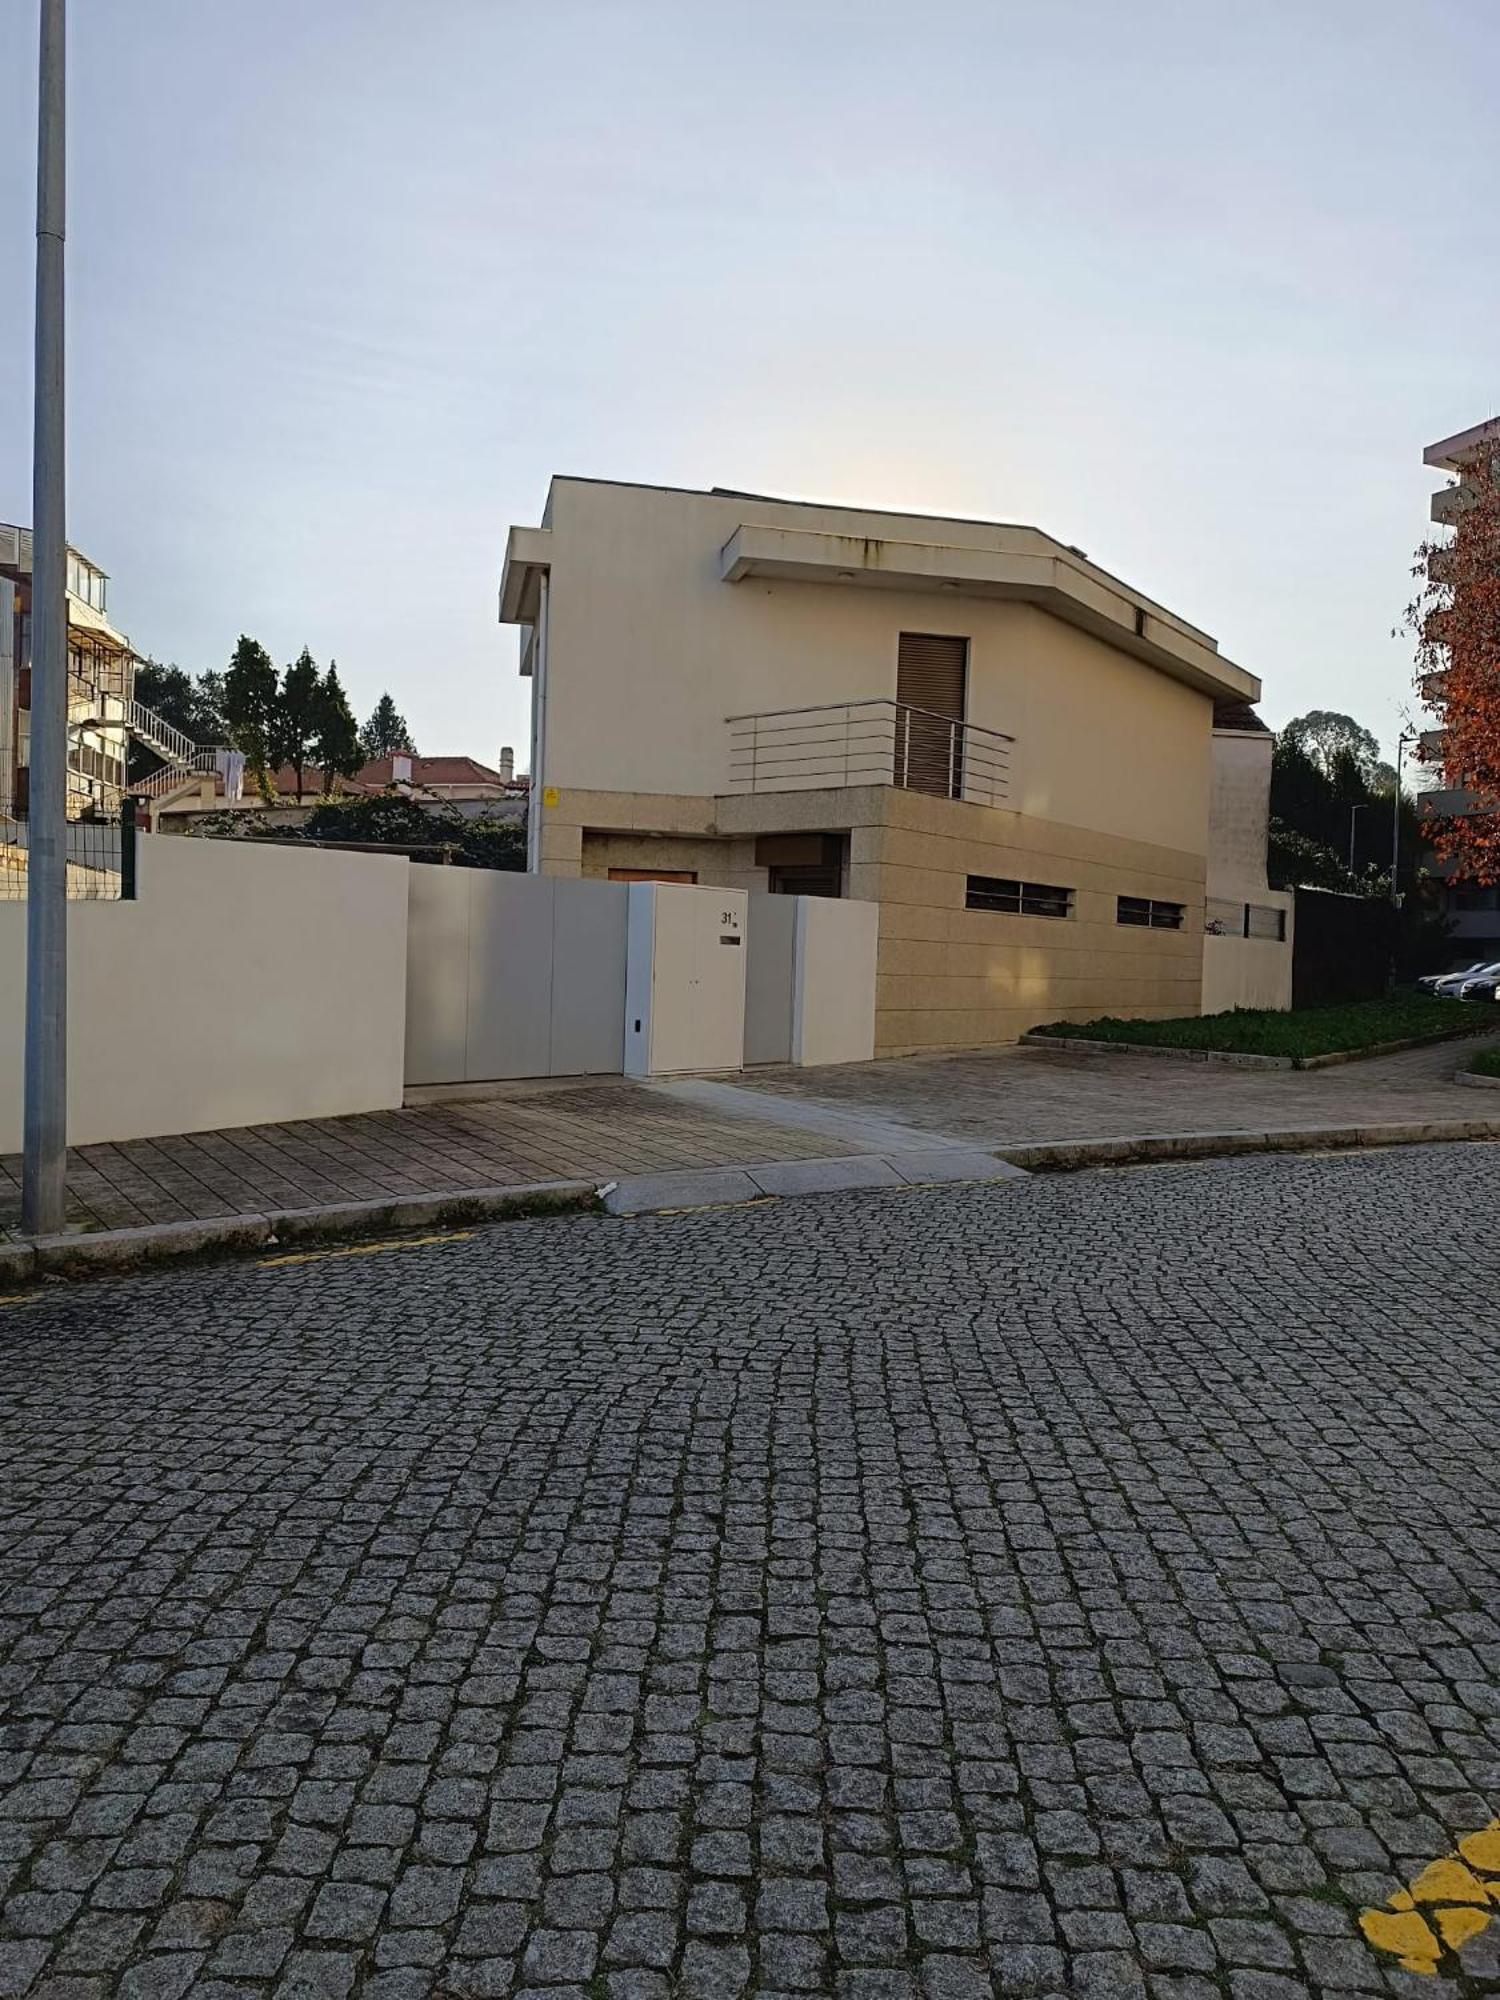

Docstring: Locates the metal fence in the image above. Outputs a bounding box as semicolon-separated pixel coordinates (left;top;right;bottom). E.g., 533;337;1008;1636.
0;798;136;900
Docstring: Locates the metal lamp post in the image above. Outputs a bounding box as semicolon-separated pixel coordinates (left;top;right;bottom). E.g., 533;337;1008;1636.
1391;731;1416;907
1347;801;1374;875
22;0;68;1237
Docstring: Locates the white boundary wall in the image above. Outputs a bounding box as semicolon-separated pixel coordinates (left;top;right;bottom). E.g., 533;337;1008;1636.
0;834;408;1150
408;875;881;1086
792;897;879;1066
1202;924;1295;1014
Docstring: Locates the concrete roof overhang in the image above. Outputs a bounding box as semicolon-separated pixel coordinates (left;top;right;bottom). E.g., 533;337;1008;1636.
719;522;1260;704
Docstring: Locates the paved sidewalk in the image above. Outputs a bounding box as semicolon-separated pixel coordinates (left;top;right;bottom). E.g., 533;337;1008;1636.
0;1079;862;1240
4;1031;1496;1240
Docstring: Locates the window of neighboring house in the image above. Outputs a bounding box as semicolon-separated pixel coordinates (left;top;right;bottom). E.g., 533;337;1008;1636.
607;868;698;884
1118;895;1185;930
966;876;1073;918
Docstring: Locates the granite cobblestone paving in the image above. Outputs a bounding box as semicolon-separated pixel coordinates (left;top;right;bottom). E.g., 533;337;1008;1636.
2;1141;1499;1996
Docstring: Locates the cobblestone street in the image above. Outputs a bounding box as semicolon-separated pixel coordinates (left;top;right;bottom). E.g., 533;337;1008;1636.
2;1144;1498;1999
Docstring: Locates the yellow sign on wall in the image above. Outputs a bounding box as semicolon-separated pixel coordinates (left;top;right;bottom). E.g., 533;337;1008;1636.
542;787;559;808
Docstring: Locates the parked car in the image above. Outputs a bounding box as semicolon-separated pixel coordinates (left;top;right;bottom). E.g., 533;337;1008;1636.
1459;969;1500;1003
1430;960;1500;998
1418;960;1492;992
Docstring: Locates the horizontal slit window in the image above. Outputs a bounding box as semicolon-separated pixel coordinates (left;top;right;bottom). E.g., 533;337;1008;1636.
1118;895;1185;930
966;875;1073;919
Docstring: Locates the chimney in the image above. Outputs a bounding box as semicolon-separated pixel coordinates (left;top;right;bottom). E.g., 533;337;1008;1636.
499;745;514;783
392;753;413;784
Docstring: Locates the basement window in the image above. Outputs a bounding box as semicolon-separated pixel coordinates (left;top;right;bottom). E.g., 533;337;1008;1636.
966;876;1073;919
1118;895;1185;930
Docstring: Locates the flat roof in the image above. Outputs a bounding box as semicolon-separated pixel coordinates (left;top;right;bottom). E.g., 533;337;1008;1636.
1424;417;1500;472
503;474;1260;703
540;474;1219;646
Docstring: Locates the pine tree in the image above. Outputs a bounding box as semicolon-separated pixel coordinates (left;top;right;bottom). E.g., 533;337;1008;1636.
223;636;280;797
313;662;363;787
276;648;323;796
359;692;416;760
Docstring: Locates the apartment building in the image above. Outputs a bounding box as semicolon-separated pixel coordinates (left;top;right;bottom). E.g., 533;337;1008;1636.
1416;417;1500;960
1;523;139;820
501;478;1276;1055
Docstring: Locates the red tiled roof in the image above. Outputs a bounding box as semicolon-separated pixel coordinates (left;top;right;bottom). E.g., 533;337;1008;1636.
361;755;504;786
234;756;508;798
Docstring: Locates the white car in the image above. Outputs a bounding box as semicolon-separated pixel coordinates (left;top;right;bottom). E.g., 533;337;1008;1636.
1418;960;1491;992
1433;959;1500;998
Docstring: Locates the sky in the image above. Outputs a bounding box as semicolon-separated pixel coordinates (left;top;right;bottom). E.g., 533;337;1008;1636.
1;0;1496;771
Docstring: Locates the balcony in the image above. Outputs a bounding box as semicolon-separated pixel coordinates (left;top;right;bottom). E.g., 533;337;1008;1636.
727;699;1014;808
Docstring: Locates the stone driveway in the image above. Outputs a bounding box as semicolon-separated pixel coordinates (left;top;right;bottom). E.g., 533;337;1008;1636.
721;1030;1500;1145
2;1143;1499;1997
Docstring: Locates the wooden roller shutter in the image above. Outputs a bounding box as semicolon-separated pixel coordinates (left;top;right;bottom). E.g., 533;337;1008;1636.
896;632;967;798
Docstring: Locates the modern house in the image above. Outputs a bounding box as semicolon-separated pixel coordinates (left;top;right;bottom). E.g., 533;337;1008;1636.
1415;417;1500;961
501;477;1282;1055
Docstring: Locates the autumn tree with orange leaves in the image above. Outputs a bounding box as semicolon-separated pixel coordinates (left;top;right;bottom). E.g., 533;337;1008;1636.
1410;432;1500;883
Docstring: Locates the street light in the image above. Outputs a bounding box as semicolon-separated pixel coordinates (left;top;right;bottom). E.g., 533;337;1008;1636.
1391;731;1417;908
1347;801;1376;874
22;0;68;1238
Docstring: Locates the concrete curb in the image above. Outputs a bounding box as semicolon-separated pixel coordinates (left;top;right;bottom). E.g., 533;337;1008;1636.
2;1180;601;1283
1455;1067;1500;1090
1020;1033;1290;1069
7;1119;1500;1271
994;1118;1500;1173
602;1150;1030;1216
1020;1025;1490;1071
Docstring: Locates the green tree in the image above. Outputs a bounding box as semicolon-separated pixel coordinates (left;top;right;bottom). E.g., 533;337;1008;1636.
359;693;416;760
275;648;323;796
312;662;363;787
223;636;280;797
195;671;229;742
301;792;526;869
1281;710;1382;780
129;661;231;781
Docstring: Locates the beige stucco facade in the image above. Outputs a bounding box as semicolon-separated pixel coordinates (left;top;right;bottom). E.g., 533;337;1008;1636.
503;478;1266;1057
1201;725;1294;1014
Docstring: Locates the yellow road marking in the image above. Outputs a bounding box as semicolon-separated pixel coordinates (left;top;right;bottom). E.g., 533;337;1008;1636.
1360;1820;1500;1973
259;1230;475;1269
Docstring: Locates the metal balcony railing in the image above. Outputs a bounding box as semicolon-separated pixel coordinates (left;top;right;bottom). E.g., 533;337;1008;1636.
727;699;1014;808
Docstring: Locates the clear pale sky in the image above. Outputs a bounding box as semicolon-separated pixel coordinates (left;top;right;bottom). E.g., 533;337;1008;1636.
1;0;1496;769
